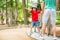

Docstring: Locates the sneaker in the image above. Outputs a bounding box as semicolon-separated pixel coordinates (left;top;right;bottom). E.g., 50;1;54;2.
37;33;41;36
26;29;32;36
31;33;40;39
38;36;44;40
28;32;32;36
53;37;57;40
41;36;44;40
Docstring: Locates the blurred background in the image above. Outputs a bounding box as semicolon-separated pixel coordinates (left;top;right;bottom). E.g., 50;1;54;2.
0;0;60;40
0;0;60;26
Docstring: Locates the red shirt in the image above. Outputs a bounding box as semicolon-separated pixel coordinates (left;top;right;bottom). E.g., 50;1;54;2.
30;10;40;21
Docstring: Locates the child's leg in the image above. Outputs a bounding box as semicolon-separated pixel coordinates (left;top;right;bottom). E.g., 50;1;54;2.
35;21;40;33
34;26;36;32
30;27;32;33
30;21;34;35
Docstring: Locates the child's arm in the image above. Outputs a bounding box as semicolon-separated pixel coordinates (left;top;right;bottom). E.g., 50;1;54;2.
25;7;31;11
38;10;41;15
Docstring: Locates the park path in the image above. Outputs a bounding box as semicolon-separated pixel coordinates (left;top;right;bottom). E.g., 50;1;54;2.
0;28;36;40
0;25;60;40
0;28;60;40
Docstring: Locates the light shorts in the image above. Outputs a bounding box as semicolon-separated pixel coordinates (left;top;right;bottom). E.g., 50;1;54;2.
42;8;56;25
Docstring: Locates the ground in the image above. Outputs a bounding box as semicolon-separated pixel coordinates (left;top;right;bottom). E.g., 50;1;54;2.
0;25;60;40
0;28;36;40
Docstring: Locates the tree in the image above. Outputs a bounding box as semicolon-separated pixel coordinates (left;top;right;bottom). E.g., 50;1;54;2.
15;0;19;24
22;0;28;24
0;0;22;26
1;9;4;24
37;0;41;10
6;0;8;24
10;0;15;25
0;0;6;24
58;0;60;11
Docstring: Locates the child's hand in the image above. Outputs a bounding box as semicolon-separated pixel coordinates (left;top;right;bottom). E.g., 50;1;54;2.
30;16;32;18
24;7;27;9
24;7;31;11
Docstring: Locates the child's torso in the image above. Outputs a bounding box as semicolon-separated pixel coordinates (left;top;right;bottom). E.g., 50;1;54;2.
31;10;39;21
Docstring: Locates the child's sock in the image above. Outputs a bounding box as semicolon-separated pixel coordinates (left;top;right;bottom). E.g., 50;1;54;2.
34;29;36;32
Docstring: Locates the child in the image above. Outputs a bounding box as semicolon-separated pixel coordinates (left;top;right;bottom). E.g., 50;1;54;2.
25;5;41;35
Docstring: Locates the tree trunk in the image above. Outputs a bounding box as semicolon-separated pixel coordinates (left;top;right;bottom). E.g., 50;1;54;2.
15;0;18;25
9;1;12;26
1;9;4;25
10;0;15;26
22;0;28;24
58;0;60;11
37;0;40;4
6;0;8;24
37;0;40;10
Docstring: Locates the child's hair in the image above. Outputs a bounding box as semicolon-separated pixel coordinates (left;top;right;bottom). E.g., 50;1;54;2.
32;7;38;11
37;4;41;10
31;4;41;11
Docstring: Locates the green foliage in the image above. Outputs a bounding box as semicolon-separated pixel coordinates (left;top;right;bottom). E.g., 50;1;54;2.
18;2;23;10
0;0;60;24
58;0;60;11
56;12;60;24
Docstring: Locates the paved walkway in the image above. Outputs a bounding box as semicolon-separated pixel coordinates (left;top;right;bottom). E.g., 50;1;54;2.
31;33;60;40
26;28;60;40
0;28;60;40
0;28;35;40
